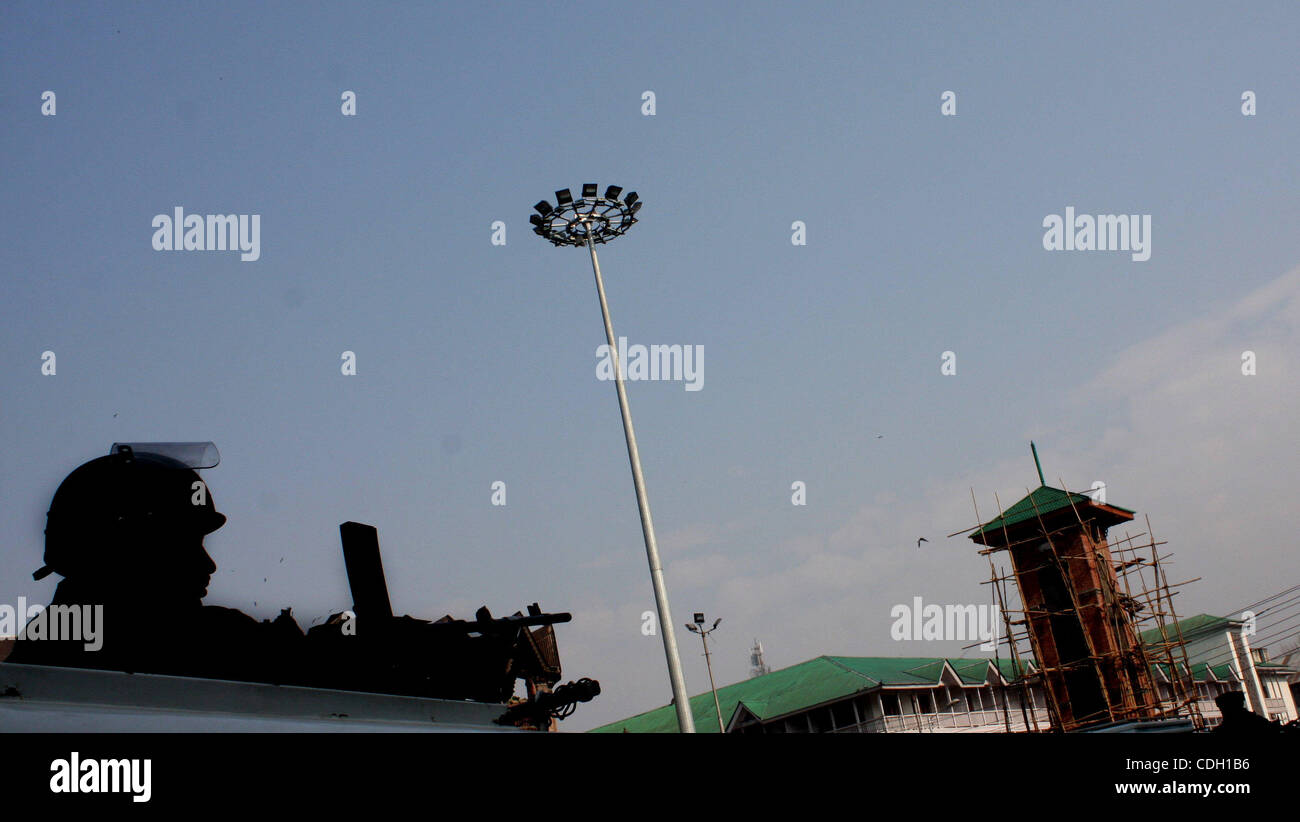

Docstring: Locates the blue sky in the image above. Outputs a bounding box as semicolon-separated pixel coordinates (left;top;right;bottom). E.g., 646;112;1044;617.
2;1;1298;730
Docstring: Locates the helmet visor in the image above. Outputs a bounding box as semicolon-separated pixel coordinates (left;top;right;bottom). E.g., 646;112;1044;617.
110;442;220;469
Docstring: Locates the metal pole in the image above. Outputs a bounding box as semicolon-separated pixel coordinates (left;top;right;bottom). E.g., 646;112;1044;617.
585;231;695;733
701;630;725;733
1030;441;1046;486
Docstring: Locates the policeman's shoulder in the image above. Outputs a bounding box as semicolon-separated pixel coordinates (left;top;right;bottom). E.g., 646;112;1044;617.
200;605;305;636
197;605;262;629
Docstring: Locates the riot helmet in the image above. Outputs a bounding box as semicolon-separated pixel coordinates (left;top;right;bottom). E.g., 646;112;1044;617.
35;443;226;582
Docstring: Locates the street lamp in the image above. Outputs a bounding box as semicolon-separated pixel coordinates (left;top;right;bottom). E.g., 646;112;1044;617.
530;184;695;734
686;612;725;733
686;613;728;733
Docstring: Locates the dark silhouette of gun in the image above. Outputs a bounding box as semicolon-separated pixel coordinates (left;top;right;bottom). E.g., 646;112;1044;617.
340;521;394;621
339;520;572;634
314;522;585;712
495;677;602;727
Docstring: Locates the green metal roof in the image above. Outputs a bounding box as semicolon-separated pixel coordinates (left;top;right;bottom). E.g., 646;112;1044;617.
973;485;1134;537
1141;614;1294;678
951;657;1030;682
1141;613;1237;676
1140;613;1232;645
588;655;1024;734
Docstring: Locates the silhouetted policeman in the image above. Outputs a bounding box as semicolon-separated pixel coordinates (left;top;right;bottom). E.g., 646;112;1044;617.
1212;690;1281;735
7;445;306;683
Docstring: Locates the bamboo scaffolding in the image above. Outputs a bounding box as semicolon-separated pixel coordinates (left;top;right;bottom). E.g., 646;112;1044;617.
966;481;1198;732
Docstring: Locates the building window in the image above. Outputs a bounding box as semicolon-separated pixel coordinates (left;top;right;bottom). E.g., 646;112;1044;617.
883;693;901;716
808;708;831;733
857;696;876;721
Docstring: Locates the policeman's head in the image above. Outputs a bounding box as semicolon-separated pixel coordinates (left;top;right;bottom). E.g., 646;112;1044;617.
36;445;226;605
1215;690;1247;713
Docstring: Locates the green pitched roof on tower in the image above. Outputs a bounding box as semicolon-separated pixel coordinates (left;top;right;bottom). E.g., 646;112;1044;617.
970;443;1136;542
972;485;1134;537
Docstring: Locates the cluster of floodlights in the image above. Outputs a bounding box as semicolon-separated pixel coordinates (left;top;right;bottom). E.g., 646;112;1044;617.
530;184;641;247
685;612;721;633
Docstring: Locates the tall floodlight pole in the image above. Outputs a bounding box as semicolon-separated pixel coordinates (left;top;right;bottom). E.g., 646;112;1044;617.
530;184;695;733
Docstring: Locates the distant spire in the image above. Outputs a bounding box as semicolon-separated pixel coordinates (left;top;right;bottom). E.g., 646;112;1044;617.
749;639;770;678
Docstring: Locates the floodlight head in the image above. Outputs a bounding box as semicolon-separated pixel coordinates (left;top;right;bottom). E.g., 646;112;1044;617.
713;618;722;629
623;191;638;207
529;183;641;248
685;623;698;632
